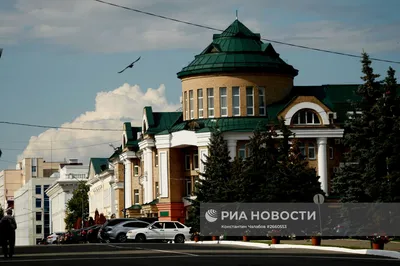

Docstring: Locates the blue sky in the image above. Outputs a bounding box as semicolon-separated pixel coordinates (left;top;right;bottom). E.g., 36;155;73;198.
1;0;400;169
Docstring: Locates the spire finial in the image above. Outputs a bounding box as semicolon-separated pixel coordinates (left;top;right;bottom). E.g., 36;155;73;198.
236;10;238;20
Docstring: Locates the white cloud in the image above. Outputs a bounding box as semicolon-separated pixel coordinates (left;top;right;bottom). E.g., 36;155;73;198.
17;83;180;165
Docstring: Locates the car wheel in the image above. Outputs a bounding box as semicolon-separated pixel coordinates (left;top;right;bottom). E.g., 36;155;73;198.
135;234;146;243
117;233;127;243
174;234;185;244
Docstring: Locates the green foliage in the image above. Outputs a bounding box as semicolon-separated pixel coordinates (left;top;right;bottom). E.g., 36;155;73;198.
332;52;400;202
64;181;90;230
186;119;324;233
0;204;4;219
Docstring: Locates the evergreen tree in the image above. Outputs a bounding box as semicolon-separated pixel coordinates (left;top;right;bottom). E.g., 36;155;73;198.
243;123;280;202
274;119;324;202
64;181;90;230
185;127;234;233
376;67;400;201
332;52;384;202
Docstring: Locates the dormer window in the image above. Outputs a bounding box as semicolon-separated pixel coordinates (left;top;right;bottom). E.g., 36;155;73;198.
292;109;321;125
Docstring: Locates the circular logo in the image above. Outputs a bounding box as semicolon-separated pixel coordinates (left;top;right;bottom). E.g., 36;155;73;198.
205;209;218;222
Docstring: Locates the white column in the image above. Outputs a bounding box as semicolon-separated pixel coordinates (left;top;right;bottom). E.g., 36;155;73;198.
144;148;153;204
227;139;237;161
110;181;115;216
124;160;132;208
199;148;208;179
317;137;329;195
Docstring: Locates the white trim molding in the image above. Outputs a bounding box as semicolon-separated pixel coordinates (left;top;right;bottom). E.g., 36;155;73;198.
155;131;211;149
139;138;155;150
317;137;329;195
224;129;344;140
284;102;330;125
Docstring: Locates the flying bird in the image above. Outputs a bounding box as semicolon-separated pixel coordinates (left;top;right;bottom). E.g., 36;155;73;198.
117;56;141;73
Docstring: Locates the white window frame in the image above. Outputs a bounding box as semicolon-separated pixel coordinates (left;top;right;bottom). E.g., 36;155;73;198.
238;144;246;159
219;87;227;117
185;154;191;170
207;88;214;117
134;189;140;204
198;89;203;118
134;165;139;176
189;90;194;119
308;144;316;160
293;110;321;125
184;91;188;120
246;87;254;116
193;153;199;170
185;178;192;196
232;86;240;116
258;86;266;116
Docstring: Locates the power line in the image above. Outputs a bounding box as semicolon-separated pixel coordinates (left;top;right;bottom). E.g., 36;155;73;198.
0;136;120;144
0;121;123;131
93;0;400;64
0;140;121;151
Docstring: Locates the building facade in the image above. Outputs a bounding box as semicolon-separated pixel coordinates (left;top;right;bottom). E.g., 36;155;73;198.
14;176;58;246
89;19;363;223
0;169;23;210
87;158;117;219
45;159;88;233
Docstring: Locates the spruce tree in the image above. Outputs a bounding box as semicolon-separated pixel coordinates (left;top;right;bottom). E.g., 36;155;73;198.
376;67;400;201
332;52;384;202
185;127;233;233
273;119;324;202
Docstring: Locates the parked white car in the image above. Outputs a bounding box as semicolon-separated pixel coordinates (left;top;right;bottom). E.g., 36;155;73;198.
126;221;191;243
46;232;64;244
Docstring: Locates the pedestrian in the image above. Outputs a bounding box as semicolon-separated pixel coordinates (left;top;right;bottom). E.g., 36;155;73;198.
0;208;17;259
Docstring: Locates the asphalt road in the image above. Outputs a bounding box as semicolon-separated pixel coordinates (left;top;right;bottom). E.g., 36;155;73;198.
1;243;398;265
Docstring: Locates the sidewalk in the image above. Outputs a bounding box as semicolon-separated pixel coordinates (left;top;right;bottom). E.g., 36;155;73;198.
251;239;400;252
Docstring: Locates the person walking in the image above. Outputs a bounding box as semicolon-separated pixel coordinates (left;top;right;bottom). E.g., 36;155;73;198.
0;208;17;259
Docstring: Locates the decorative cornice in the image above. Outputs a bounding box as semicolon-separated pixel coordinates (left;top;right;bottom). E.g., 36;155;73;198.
139;138;155;150
119;151;137;161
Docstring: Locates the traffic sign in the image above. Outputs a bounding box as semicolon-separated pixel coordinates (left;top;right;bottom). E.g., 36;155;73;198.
313;194;325;204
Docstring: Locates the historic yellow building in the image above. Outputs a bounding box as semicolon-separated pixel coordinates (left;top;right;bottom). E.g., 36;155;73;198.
91;19;361;221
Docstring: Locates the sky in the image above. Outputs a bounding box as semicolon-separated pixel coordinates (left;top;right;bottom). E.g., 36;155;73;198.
0;0;400;170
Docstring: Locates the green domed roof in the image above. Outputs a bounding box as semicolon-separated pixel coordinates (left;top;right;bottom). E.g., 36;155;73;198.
177;19;298;79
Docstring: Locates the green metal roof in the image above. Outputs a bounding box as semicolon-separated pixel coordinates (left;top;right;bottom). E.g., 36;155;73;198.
143;106;183;135
177;19;298;79
89;158;109;176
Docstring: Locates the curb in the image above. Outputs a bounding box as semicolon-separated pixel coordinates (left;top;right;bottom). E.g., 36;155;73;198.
184;241;400;259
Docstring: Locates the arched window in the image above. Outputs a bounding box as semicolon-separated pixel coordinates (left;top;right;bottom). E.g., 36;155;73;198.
291;109;321;125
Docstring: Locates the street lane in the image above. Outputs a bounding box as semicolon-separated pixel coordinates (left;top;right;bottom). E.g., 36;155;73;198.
3;243;398;265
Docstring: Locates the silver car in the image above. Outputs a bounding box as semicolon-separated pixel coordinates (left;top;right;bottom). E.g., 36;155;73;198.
104;220;150;242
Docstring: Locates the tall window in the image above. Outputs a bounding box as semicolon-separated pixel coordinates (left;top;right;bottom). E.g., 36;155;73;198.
308;143;316;159
258;87;266;116
207;88;214;117
185;177;192;196
35;198;41;208
32;166;37;172
298;142;306;158
329;147;334;159
246;87;254;115
184;91;188;120
134;189;139;204
185;154;191;170
189;90;194;119
35;185;41;194
232;87;240;116
36;225;42;234
220;87;227;117
193;153;199;170
36;212;42;221
238;144;246;159
197;89;203;118
292;109;321;125
134;165;139;176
